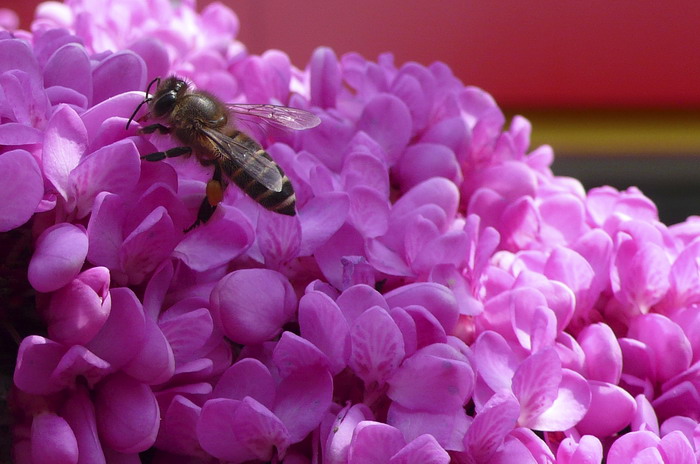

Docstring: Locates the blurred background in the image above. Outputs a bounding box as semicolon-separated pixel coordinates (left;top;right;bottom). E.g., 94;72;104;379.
4;0;700;224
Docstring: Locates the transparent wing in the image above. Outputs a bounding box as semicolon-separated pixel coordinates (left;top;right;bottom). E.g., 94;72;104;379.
200;126;284;192
226;103;321;131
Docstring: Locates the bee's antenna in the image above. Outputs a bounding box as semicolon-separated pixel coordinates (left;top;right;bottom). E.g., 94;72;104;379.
125;76;161;130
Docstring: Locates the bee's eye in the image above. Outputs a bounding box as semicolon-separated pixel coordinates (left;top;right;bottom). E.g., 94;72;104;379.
153;91;177;117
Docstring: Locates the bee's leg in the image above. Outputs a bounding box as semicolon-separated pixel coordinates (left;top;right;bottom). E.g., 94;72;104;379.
141;146;192;162
185;164;225;232
184;198;216;232
140;123;171;135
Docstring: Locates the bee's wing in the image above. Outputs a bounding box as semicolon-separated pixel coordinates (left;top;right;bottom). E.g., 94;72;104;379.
200;126;284;192
226;103;321;131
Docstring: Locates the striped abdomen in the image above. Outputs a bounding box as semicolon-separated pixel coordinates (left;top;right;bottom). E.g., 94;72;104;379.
219;131;296;215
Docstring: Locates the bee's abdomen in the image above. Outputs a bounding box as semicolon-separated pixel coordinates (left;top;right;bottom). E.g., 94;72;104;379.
221;132;296;216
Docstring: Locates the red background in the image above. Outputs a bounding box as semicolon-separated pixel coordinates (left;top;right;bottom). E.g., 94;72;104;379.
4;0;700;110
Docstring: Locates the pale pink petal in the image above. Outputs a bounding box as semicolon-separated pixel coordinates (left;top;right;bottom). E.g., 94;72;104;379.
392;177;460;225
404;305;447;348
119;206;177;285
543;247;596;317
512;300;557;352
512;348;561;427
384;282;459;334
256;208;301;266
555;435;603;464
42;104;87;199
348;421;406;464
298;290;351;375
212;358;276;409
389;434;450;464
658;430;696;464
341;151;390;198
69;139;141;218
472;331;521;392
91;50;145;104
576;381;634;436
158;307;213;364
309;46;340;109
348;185;390;238
357;94;412;164
578;323;623;384
314;224;365;288
28;223;88;293
365;238;413;276
86;192;126;270
210;269;296;344
336;284;389;324
197;397;290;462
274;365;333;443
606;431;660;464
631;394;659;434
47;267;111;345
526;369;591;431
299;191;350;256
465;391;519;463
387;403;468;452
387;344;473;413
273;331;332;377
173;204;254;271
85;287;146;370
397;143;461;191
324;404;375;464
628;314;692;383
349;306;405;387
390;307;418;357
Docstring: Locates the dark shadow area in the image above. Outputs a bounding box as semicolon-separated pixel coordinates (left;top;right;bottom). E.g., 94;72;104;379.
551;155;700;226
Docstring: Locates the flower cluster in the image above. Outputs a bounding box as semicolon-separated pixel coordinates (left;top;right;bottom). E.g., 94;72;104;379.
3;0;700;463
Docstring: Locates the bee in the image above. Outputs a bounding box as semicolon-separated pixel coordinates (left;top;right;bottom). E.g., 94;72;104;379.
126;76;320;230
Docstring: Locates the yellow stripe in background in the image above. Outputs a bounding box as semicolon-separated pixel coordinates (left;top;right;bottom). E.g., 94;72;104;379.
505;109;700;156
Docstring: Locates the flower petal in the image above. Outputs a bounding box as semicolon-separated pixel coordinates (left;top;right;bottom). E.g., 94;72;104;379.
348;421;406;464
91;50;145;104
197;397;290;462
357;94;412;164
31;413;79;464
0;149;43;231
212;358;276;409
210;269;296;344
349;306;405;387
14;336;67;395
274;365;333;443
384;282;459;335
389;434;450;464
387;344;473;413
28;223;88;293
85;287;146;370
174;204;254;271
94;373;159;453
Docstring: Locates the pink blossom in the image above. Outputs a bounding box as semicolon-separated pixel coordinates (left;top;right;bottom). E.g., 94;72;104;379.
5;0;700;462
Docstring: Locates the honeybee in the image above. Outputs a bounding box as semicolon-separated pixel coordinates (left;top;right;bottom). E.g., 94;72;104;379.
126;76;320;230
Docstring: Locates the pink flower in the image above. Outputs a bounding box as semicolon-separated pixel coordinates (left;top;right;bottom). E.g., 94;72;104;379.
5;0;700;462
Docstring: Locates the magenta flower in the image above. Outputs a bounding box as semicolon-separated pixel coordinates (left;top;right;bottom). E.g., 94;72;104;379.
5;1;700;463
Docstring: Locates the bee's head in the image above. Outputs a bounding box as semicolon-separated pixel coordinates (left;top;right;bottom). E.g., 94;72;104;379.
150;76;188;117
125;76;190;130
